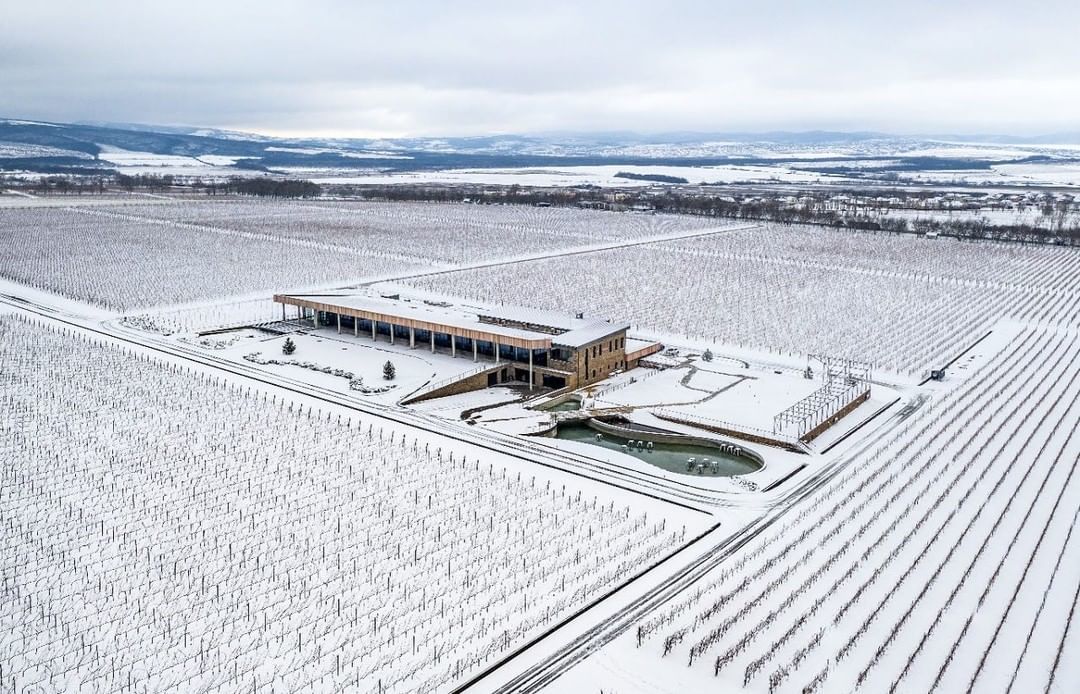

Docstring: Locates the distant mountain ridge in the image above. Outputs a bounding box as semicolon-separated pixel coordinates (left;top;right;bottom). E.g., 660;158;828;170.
2;117;1078;176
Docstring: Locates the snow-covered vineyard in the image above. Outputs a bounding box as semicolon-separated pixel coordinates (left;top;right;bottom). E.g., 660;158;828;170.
619;323;1080;693
0;200;718;312
0;205;428;312
114;200;719;264
2;195;1079;694
0;317;699;693
406;224;1080;377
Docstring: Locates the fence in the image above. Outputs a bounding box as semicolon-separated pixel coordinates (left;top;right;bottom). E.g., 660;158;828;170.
773;379;870;439
653;408;802;450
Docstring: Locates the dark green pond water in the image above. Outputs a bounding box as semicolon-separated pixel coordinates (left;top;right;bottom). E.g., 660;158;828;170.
554;422;760;477
542;400;582;412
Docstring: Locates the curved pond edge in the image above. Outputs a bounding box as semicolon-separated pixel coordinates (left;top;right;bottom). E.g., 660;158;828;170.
534;392;584;411
529;414;765;476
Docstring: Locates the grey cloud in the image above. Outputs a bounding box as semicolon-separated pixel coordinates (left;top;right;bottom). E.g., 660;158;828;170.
2;0;1077;136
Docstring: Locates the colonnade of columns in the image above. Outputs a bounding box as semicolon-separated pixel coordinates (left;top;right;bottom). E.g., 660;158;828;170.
295;306;536;389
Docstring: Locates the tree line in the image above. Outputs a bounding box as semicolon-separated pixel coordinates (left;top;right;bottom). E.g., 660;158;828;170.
4;172;1075;245
330;184;1080;246
204;178;322;198
2;174;321;199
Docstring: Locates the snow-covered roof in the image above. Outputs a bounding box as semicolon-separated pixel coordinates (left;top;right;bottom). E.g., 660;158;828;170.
277;290;629;351
276;292;553;346
553;321;627;348
625;337;661;354
474;304;581;331
469;298;628;347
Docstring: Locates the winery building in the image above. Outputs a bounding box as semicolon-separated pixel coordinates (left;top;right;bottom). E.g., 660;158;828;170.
273;292;661;400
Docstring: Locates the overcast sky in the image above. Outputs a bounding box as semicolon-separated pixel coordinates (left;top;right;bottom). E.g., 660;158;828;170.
3;1;1078;138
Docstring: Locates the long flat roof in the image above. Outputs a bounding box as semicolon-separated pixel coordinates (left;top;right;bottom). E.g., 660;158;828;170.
275;293;554;349
374;282;629;337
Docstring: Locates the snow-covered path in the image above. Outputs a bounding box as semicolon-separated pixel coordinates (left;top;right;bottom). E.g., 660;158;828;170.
360;222;760;286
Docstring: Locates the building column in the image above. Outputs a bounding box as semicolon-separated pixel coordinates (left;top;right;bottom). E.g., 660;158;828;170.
390;324;395;345
494;341;500;364
372;320;377;341
430;331;435;353
451;335;456;358
409;327;415;349
354;318;358;338
529;349;534;390
473;340;478;363
312;309;319;329
336;313;341;334
281;303;286;320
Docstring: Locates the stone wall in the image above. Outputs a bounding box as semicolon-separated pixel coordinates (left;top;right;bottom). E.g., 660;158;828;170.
652;411;804;452
564;330;629;387
800;389;871;442
586;418;765;468
402;330;631;404
400;365;504;405
625;341;664;369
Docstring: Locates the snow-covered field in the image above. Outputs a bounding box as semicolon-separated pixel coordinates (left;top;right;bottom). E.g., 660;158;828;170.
895;161;1080;187
0;200;723;313
2;196;1078;694
0;316;704;693
309;164;847;187
116;199;721;264
94;146;257;175
560;322;1080;693
0;205;431;311
0;141;94;159
593;361;822;434
406;224;1080;377
213;328;498;405
121;297;285;334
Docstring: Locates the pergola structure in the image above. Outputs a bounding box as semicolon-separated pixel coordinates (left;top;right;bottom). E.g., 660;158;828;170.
273;293;553;388
772;354;873;439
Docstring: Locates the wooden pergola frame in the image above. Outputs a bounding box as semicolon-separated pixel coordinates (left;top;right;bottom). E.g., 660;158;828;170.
273;294;553;350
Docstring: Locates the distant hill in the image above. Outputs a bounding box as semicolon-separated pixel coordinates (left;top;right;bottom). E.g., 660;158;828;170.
1;117;1077;177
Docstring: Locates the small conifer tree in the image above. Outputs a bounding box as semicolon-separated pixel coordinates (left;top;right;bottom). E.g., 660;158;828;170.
702;348;713;362
383;360;396;380
282;337;296;355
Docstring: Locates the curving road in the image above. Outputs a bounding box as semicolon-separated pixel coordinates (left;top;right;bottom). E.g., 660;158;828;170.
456;398;916;693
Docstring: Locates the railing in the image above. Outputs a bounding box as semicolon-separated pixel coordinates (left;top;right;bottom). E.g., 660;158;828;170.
247;319;309;335
399;362;503;404
592;366;666;399
773;379;870;438
653;408;802;447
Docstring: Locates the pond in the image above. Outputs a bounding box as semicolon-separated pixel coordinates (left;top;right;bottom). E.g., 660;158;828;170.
538;396;581;412
543;400;582;412
553;421;761;477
